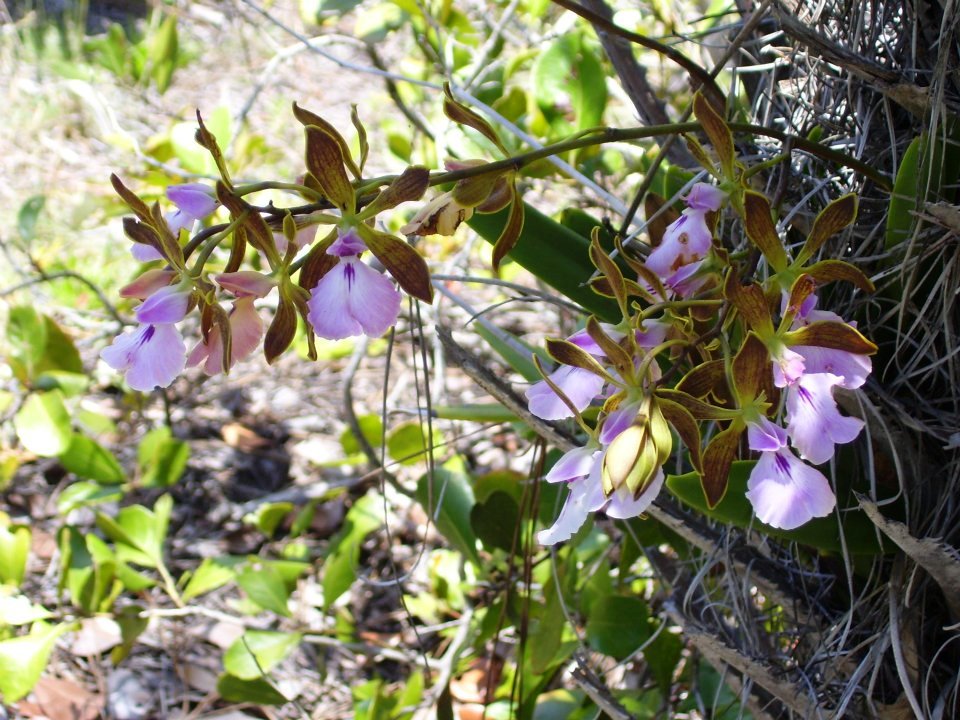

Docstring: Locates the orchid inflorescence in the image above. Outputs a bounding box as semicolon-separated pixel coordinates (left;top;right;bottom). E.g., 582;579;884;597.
528;95;877;542
101;92;876;541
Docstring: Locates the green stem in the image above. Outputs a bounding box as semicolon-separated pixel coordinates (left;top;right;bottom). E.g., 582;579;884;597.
156;560;184;608
640;298;724;321
189;211;249;276
233;181;324;201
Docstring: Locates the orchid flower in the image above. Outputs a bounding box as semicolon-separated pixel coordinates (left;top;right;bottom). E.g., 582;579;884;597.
745;447;836;530
165;183;218;236
537;444;664;545
306;228;402;340
785;373;864;464
645;182;725;281
100;284;192;391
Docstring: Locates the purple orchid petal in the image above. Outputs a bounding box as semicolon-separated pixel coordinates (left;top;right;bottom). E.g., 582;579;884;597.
167;183;218;220
526;366;605;421
684;183;726;212
635;320;668;348
664;260;708;298
131;242;165;262
786;373;864;464
645;210;712;279
599;401;640;445
772;345;806;387
274;225;318;256
327;228;367;257
306;257;402;340
135;285;191;325
794;345;871;389
745;448;836;529
747;416;788;452
545;446;601;483
537;474;607;545
604;467;664;519
101;323;186;391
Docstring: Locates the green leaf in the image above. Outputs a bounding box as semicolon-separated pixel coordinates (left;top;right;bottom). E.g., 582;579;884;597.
474;323;543;383
181;556;243;602
585;595;651;660
468;203;619;321
0;595;52;626
386;421;440;466
59;435;125;484
96;495;172;567
244;502;294;539
137;427;189;488
0;524;31;587
148;13;178;94
470;491;520;553
885;134;922;249
236;563;292;617
666;461;886;554
339;414;384;456
14;391;73;457
644;625;683;695
17;195;45;243
6;305;47;379
415;467;480;566
322;493;382;609
0;622;70;702
36;315;83;376
216;673;288;705
59;529;119;613
223;631;302;680
532;34;606;132
56;481;124;515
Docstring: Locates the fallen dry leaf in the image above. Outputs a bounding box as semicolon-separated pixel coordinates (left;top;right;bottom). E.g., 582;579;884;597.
70;615;123;656
32;677;103;720
222;422;271;452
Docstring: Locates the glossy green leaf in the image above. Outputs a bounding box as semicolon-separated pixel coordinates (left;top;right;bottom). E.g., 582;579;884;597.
96;495;172;567
339;414;384;456
416;467;480;566
14;391;73;457
322;492;382;609
181;556;243;602
0;622;70;702
532;34;607;132
137;426;189;488
0;524;31;587
224;630;302;680
885;135;922;249
59;435;125;484
387;421;441;466
56;481;124;515
6;306;47;380
216;673;288;704
470;491;520;553
244;502;294;539
585;595;651;660
237;563;292;617
148;13;178;94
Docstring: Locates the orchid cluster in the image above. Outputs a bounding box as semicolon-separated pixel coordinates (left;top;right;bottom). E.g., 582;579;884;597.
100;93;876;547
529;95;877;543
101;106;443;394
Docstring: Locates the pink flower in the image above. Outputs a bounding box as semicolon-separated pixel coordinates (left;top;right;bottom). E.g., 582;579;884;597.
537;445;664;545
785;373;863;464
684;182;726;211
187;297;263;375
745;447;836;529
306;229;401;340
100;323;186;391
165;183;218;235
131;243;164;262
120;269;176;299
